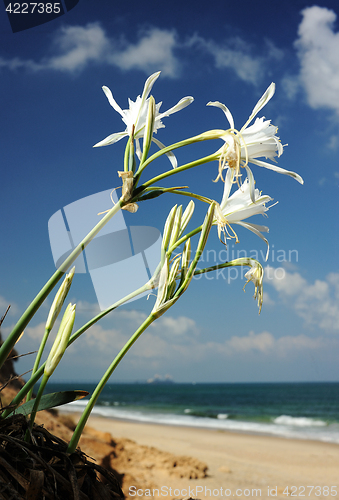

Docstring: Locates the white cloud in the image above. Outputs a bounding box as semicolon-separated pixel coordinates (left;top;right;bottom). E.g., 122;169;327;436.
227;330;275;353
75;300;101;317
0;22;282;84
281;75;300;100
25;322;46;341
265;267;339;332
108;28;179;77
186;34;283;85
66;310;199;355
199;330;326;358
0;56;39;71
61;306;331;364
203;39;262;85
47;23;109;72
13;300;337;381
262;291;275;306
0;23;180;77
295;6;339;115
149;315;198;336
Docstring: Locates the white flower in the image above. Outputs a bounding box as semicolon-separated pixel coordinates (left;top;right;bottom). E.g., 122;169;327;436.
151;255;180;318
93;71;193;165
45;303;76;377
207;83;304;185
214;168;274;259
45;266;75;331
243;260;264;313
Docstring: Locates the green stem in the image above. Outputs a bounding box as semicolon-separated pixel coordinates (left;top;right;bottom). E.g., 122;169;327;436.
134;129;223;185
28;373;49;433
167;226;202;255
193;261;246;275
1;278;155;419
4;262;237;420
124;136;132;172
1;367;44;420
140;153;217;189
26;327;51;402
139;187;213;206
0;200;123;371
67;313;157;454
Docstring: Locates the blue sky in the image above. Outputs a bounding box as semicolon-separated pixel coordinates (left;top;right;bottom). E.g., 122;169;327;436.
1;0;339;383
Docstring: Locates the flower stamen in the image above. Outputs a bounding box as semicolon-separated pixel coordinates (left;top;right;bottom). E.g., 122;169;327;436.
215;129;249;190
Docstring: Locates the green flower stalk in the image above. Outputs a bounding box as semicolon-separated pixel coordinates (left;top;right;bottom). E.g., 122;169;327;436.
0;198;123;372
66;203;214;454
161;201;195;257
140;95;156;165
45;268;75;332
44;303;76;377
168;205;183;251
135;129;225;188
162;205;178;253
28;303;76;432
26;267;75;402
152;202;215;318
2;276;164;420
1;75;303;460
67;311;157;454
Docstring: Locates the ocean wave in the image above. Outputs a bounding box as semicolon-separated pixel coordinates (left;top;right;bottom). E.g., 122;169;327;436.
60;400;339;444
273;415;327;427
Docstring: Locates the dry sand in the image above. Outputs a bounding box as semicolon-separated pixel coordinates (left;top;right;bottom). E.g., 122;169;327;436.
86;415;339;500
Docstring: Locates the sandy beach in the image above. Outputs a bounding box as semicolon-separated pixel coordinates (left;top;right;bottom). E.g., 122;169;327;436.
85;415;339;500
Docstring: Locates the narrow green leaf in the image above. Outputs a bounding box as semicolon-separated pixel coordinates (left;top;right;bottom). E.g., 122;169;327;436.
6;390;89;417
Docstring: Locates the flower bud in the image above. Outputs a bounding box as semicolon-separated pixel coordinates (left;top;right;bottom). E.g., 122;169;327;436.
181;239;191;273
179;201;195;237
141;95;156;163
162;205;177;252
45;303;76;376
168;205;182;251
45;267;75;332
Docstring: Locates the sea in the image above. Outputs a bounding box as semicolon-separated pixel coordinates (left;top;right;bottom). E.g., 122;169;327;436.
47;382;339;444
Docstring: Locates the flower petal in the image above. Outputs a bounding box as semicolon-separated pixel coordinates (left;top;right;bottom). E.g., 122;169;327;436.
102;86;125;117
234;221;270;260
207;101;235;130
220;167;235;210
244;165;256;204
242;82;275;130
250;159;304;184
93;131;127;147
152;256;169;314
159;96;194;118
152;137;178;168
141;72;161;103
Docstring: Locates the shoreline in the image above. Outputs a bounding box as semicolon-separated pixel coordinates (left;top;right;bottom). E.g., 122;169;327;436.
61;407;339;444
70;413;339;500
